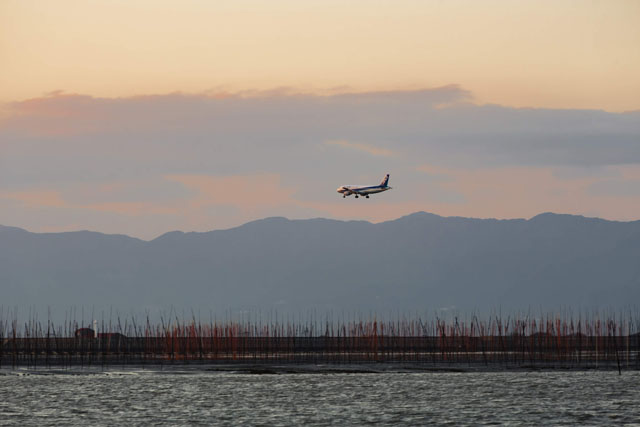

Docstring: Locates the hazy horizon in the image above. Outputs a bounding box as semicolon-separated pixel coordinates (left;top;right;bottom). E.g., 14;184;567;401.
2;209;640;241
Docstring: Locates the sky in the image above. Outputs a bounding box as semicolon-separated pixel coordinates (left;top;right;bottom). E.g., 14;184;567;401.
1;0;640;239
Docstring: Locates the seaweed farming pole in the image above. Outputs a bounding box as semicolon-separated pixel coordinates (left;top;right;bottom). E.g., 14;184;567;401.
1;310;639;368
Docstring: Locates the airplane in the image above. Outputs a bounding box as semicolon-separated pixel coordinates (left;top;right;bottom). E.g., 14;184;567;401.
337;174;392;198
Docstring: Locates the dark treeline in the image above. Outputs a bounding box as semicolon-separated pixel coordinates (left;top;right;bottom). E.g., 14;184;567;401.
1;309;639;370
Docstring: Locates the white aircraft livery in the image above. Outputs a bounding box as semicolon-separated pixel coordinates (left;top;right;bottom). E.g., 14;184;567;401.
337;174;392;198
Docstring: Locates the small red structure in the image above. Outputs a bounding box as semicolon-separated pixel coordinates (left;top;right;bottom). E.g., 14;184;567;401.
75;328;95;339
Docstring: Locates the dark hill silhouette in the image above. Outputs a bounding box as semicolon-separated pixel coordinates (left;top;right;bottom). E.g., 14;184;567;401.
1;212;639;315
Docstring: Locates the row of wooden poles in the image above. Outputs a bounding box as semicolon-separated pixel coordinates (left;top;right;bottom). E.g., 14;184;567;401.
1;310;639;369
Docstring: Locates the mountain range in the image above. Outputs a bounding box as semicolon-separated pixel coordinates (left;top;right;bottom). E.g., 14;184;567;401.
2;212;639;317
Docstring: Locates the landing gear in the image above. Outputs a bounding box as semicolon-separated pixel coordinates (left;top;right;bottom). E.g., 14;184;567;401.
343;195;346;198
365;195;369;198
355;195;359;198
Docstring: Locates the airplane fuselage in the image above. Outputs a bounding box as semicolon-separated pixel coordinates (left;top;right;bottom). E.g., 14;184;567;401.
337;185;391;196
337;174;392;198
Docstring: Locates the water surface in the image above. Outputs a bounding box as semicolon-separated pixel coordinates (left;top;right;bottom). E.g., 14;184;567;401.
1;368;638;425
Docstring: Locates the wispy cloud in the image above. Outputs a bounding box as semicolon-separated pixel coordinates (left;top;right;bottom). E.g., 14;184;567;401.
414;163;640;221
166;174;297;212
0;187;178;216
0;175;302;237
0;190;66;208
325;139;396;157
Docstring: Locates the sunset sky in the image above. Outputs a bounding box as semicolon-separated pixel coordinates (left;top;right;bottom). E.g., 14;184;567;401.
1;0;640;238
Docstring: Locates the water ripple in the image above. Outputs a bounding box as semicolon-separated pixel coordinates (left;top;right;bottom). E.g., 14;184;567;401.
1;370;639;425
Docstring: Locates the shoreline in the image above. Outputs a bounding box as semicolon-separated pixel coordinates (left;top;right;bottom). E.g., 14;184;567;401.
1;360;636;374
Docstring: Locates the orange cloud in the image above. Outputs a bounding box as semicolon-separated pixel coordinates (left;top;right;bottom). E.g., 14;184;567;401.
0;190;67;208
166;173;297;212
82;202;178;216
0;175;298;221
0;185;178;217
619;165;640;181
10;93;92;117
415;164;640;221
3;93;105;137
325;140;396;157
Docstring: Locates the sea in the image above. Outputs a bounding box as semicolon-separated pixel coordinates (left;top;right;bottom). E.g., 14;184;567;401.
1;368;639;425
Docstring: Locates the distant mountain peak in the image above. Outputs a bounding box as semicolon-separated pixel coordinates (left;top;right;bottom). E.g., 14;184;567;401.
528;212;614;224
151;230;186;242
0;224;28;233
3;211;640;241
391;211;443;222
1;212;639;313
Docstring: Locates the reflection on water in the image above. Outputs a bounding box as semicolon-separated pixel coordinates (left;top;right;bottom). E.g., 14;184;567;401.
1;369;639;425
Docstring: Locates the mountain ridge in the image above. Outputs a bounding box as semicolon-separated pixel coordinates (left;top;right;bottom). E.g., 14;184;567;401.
4;211;639;240
1;212;639;315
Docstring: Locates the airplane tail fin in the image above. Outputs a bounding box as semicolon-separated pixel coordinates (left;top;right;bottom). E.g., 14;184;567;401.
380;174;390;187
